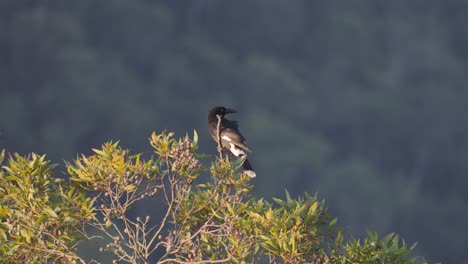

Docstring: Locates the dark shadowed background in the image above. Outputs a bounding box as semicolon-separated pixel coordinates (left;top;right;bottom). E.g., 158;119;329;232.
1;1;467;263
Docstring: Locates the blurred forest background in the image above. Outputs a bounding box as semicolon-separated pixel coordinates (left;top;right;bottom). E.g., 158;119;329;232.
1;1;467;263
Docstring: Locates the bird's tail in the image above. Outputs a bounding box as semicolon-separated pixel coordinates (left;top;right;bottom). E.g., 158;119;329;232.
242;158;256;178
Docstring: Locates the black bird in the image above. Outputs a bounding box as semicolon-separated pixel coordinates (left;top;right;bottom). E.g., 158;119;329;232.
208;106;256;178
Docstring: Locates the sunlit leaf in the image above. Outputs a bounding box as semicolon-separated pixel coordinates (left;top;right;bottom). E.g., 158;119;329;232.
124;185;137;191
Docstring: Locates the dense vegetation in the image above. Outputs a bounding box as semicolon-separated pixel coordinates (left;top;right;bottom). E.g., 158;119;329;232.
0;131;425;263
1;1;467;262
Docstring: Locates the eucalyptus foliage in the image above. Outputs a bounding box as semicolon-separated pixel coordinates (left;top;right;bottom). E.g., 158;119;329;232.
0;132;425;263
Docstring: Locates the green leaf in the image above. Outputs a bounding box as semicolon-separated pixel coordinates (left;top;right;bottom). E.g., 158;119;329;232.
308;202;318;216
0;229;7;241
34;214;49;225
0;149;5;164
285;190;292;205
272;197;286;207
193;130;198;145
117;173;124;184
20;229;31;243
124;185;137;191
231;155;246;169
44;208;58;218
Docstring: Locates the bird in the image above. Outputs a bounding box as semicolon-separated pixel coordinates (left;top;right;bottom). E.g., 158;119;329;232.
208;106;256;178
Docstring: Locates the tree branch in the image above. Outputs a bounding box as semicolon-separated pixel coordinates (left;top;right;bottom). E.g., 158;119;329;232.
216;114;223;160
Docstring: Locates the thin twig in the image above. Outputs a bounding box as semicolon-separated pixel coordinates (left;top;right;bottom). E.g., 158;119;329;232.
216;114;223;160
25;246;87;264
147;182;175;251
158;257;231;264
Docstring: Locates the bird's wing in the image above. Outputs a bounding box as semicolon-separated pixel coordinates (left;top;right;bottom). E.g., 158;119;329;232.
220;128;252;152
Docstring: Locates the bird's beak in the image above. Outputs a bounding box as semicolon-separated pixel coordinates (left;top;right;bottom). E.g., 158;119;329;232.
225;108;237;114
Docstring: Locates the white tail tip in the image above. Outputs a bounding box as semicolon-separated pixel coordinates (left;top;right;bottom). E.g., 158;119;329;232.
244;170;256;178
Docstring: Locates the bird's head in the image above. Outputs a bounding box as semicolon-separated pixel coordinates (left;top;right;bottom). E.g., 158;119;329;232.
210;106;237;117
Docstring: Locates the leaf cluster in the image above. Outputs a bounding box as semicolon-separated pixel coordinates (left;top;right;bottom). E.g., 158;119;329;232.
0;131;427;263
0;150;93;263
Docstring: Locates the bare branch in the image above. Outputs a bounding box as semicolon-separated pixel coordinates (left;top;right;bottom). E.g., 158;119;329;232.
216;114;223;160
158;257;232;264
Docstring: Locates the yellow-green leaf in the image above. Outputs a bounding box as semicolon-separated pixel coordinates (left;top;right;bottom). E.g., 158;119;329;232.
124;185;137;191
44;208;58;218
